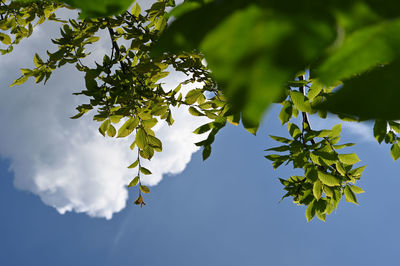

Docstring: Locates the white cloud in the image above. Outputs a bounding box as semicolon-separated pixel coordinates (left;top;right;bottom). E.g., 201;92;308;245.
0;13;208;219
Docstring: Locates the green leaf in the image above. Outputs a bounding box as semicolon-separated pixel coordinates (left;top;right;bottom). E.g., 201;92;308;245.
10;75;29;87
107;124;116;137
269;135;292;144
140;185;150;194
349;185;365;194
316;211;326;222
130;3;141;17
325;201;334;215
289;91;312;113
332;188;341;211
323;186;334;198
185;89;203;105
151;105;168;116
336;163;346;176
313;180;322;200
128;159;139;169
140;167;152;175
265;145;290;152
33;53;43;67
322;61;400;120
62;0;136;18
142;118;158;129
349;165;367;177
110;115;123;124
188;106;204;116
0;33;11;45
99;119;110;137
85;36;100;43
390;143;400;161
135;128;148;150
128;176;139;187
344;186;358;204
167;1;201;19
193;123;213;134
155;3;334;125
202;145;211;161
317;18;400;86
338;153;360;165
70;111;86;119
332;143;355;149
148;135;162;152
279;101;292;125
389;121;400;134
307;79;323;100
242;115;259;135
117;117;139;138
288;123;301;139
374;119;387;144
317;171;341;186
140;145;154;160
305;200;316;222
329;124;342;138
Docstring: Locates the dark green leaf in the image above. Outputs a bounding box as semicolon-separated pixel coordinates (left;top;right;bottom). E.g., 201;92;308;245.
374;119;387;143
323;61;400;120
62;0;136;18
317;18;400;85
202;145;211;161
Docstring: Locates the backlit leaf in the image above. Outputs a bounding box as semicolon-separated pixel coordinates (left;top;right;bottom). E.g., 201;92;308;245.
290;91;312;113
135;128;147;150
344;186;358;204
349;185;365;194
306;200;316;222
317;171;341;186
117;117;139;138
338;153;360;165
313;180;322;200
99;119;110;137
390;143;400;161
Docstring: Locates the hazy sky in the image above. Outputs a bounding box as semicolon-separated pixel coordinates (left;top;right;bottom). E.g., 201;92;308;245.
1;2;400;266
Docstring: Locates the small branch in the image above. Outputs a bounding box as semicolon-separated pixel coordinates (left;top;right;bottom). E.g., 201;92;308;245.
298;75;315;145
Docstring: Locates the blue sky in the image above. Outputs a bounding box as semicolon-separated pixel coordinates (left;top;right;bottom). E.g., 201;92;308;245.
1;105;400;265
1;2;400;265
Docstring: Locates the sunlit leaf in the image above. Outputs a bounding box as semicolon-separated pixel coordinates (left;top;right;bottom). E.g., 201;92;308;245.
317;171;341;186
344;186;358;204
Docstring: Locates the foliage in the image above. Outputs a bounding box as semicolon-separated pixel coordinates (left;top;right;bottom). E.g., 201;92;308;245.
3;0;400;221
